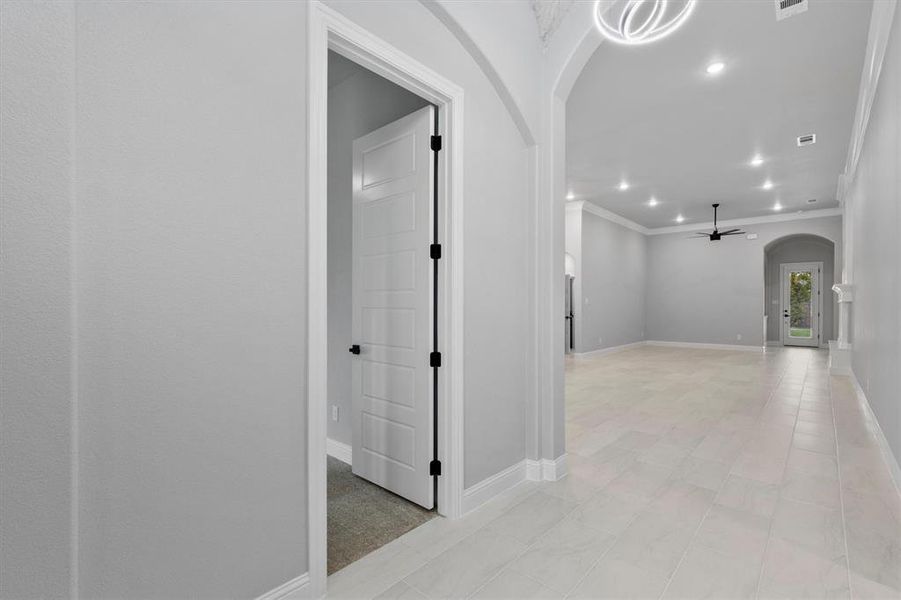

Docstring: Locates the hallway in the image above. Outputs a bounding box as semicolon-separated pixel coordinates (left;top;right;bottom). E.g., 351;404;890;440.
327;346;900;599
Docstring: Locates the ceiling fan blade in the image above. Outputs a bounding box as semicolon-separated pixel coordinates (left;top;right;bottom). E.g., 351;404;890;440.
719;228;741;234
721;230;746;236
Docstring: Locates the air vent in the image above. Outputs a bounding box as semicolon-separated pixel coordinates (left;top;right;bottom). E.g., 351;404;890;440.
797;133;817;147
775;0;808;21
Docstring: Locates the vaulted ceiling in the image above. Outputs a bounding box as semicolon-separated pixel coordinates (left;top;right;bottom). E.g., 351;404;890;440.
566;0;872;229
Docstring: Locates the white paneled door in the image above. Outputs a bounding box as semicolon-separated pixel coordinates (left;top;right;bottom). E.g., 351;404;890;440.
781;262;821;348
351;106;435;509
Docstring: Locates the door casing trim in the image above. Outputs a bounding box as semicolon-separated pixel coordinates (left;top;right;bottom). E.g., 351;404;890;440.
306;2;465;596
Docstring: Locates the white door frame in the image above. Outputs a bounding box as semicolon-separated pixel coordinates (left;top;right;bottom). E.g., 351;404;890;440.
306;2;465;596
780;261;822;347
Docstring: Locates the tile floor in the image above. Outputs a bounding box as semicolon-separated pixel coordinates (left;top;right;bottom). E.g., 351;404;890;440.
326;346;901;599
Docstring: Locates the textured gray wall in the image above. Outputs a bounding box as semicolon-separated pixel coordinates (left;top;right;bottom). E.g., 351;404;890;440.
578;211;647;352
74;3;310;597
847;6;901;465
646;217;842;347
0;3;76;597
764;235;836;344
327;55;430;447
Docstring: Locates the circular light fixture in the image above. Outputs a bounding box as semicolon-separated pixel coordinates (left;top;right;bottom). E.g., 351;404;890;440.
675;214;685;223
773;202;783;211
706;61;725;75
566;191;575;200
749;154;764;167
594;0;698;46
762;180;774;190
618;180;630;191
648;197;658;207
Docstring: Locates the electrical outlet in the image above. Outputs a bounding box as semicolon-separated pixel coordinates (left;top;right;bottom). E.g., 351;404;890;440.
736;334;742;341
598;337;603;346
331;406;339;422
585;297;590;305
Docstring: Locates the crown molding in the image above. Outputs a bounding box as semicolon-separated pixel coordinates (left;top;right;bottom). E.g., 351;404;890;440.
839;0;897;201
644;207;842;236
567;201;840;236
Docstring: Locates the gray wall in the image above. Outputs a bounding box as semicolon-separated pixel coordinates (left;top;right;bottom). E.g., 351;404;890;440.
577;211;647;352
646;217;842;347
327;53;430;447
0;3;76;597
846;6;901;465
764;235;836;344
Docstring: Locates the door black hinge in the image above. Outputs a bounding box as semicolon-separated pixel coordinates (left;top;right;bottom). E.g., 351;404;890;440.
430;135;442;152
430;459;442;476
430;351;442;368
430;243;442;260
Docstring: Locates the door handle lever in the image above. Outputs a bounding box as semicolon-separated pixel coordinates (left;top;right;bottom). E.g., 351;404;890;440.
349;344;361;355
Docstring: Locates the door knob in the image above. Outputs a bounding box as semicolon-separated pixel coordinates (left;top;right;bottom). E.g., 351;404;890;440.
349;344;361;355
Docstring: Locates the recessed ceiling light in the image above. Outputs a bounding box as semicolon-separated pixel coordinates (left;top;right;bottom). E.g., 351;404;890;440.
762;180;774;190
773;202;783;211
706;61;725;75
648;197;658;207
750;154;764;167
675;214;685;223
618;181;630;191
566;191;575;200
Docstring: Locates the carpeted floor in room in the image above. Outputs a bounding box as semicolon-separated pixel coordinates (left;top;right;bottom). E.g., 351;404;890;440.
327;456;436;575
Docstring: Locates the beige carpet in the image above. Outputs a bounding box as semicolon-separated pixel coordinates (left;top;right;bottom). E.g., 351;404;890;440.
327;456;435;575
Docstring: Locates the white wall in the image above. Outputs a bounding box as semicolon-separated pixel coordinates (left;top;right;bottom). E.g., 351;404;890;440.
578;211;647;353
846;6;901;465
764;235;836;344
646;217;842;347
327;55;429;447
0;3;76;597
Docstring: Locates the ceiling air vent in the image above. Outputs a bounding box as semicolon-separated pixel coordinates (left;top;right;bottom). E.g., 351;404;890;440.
775;0;808;21
797;133;817;147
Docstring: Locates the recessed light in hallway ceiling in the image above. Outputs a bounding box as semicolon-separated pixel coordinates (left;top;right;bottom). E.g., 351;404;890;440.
706;61;725;75
618;180;630;191
648;197;659;207
675;214;685;223
749;154;764;167
762;180;774;190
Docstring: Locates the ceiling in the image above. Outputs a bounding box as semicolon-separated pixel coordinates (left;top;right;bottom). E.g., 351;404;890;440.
566;0;872;229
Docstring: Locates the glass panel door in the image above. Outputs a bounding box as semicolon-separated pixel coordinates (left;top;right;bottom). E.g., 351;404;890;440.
781;263;820;347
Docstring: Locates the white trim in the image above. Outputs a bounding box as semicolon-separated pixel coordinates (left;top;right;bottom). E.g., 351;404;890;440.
307;3;466;597
326;438;352;466
645;340;763;352
765;341;781;347
646;208;843;236
255;573;311;600
573;340;646;359
840;0;897;199
461;461;528;515
567;202;842;238
848;372;901;497
526;455;567;482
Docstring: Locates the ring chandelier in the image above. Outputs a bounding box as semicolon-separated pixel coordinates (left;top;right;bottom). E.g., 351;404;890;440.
594;0;698;46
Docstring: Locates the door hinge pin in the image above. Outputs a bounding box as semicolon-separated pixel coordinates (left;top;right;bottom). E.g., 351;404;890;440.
430;351;442;368
430;135;442;152
429;459;442;476
430;243;442;260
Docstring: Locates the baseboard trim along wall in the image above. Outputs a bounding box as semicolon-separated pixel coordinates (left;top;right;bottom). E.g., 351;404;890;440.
849;372;901;496
461;454;567;515
255;573;310;600
645;340;764;352
326;438;352;465
572;341;645;359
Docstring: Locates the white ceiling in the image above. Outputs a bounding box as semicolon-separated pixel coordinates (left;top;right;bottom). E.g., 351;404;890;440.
566;0;872;229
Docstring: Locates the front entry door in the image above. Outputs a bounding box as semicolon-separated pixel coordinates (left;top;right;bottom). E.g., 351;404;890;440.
781;262;821;348
350;106;435;509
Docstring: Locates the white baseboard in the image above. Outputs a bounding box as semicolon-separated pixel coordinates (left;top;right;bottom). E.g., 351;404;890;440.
526;454;567;481
461;460;528;515
573;341;646;359
848;371;901;496
326;438;352;465
256;573;310;600
766;340;781;347
646;340;763;352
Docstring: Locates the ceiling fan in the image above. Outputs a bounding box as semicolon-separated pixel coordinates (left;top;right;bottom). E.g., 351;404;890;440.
693;203;745;241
